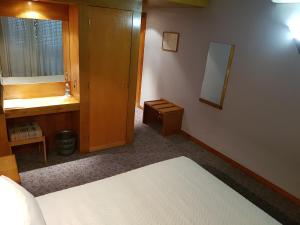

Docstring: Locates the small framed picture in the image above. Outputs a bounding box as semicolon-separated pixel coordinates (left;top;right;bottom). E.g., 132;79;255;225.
162;32;180;52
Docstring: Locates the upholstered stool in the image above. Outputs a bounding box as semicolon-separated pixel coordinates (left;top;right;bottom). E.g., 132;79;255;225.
8;122;47;163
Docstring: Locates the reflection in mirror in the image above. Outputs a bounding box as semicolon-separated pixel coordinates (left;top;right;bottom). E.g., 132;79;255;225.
200;42;235;110
0;16;64;84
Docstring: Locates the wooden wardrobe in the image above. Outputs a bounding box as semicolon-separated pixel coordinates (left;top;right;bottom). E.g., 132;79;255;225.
79;3;141;153
88;7;132;151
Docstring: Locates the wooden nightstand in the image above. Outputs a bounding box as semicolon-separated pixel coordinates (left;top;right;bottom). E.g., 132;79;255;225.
0;154;21;183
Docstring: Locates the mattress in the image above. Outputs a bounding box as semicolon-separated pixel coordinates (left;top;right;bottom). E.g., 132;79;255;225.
36;157;280;225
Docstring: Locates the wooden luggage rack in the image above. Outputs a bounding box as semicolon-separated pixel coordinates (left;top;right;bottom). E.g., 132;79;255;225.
143;99;184;136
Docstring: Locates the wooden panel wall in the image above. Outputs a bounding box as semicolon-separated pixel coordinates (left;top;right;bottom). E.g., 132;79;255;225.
3;82;66;100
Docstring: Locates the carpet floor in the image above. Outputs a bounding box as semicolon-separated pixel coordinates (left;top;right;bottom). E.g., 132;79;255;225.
16;109;300;224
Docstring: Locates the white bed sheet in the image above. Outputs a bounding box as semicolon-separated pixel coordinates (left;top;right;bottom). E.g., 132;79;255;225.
36;157;281;225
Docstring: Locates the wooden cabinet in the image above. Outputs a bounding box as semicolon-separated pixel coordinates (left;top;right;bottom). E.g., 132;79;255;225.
88;7;134;151
0;1;142;155
0;113;10;156
0;155;20;183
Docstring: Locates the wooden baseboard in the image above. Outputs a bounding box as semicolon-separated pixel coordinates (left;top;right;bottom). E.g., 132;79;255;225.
89;141;126;152
180;130;300;206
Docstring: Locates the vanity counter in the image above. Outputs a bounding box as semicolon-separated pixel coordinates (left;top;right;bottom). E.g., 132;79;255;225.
4;96;80;119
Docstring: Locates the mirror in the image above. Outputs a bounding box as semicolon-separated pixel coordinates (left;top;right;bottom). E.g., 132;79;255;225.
200;42;235;109
0;16;65;85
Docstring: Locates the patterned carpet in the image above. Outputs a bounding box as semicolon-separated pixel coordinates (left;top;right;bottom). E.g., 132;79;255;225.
16;109;300;224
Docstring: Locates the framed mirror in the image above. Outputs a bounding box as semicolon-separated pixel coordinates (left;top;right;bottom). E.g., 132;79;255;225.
199;42;235;110
0;16;65;85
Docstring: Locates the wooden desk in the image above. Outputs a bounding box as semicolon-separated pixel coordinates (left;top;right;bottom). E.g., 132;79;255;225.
4;96;80;119
143;99;184;136
2;96;80;153
0;154;20;183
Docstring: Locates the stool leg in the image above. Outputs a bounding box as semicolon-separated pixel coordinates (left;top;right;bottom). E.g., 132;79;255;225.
43;140;47;164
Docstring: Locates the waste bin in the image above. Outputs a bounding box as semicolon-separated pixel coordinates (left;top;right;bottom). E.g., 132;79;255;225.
55;130;76;156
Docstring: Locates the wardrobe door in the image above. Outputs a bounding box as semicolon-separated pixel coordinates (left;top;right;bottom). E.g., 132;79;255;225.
89;7;132;151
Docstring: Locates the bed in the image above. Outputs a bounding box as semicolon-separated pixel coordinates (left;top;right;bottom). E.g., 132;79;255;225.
0;157;281;225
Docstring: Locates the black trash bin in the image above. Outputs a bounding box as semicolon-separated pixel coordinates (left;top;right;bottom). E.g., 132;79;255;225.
55;130;77;156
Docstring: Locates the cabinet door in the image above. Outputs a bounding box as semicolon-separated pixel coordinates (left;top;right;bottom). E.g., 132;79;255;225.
89;7;132;151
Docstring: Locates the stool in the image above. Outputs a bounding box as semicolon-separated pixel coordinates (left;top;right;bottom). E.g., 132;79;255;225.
8;122;47;164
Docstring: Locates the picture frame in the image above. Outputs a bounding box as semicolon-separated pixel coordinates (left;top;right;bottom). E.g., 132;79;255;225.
162;32;180;52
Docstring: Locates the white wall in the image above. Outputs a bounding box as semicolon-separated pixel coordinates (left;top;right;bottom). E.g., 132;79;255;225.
141;0;300;198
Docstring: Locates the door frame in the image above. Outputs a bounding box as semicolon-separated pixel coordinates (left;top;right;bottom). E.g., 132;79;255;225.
136;12;147;109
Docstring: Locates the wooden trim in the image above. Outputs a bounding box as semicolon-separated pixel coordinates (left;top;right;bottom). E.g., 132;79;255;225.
200;44;235;110
68;5;80;99
199;98;223;110
0;0;69;21
136;13;147;109
89;141;126;152
63;21;71;82
3;82;66;100
180;130;300;206
220;45;235;108
126;11;142;144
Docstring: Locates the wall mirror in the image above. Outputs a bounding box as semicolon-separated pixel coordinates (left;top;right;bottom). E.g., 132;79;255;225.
0;16;65;85
199;42;235;110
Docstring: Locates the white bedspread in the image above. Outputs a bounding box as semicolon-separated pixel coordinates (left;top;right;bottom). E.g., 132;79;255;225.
36;157;280;225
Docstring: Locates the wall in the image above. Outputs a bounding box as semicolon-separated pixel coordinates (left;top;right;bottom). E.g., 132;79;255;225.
141;0;300;198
